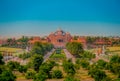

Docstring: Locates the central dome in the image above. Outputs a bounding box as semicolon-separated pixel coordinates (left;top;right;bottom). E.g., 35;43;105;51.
54;29;66;35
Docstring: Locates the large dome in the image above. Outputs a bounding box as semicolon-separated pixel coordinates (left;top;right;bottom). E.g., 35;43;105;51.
54;29;66;35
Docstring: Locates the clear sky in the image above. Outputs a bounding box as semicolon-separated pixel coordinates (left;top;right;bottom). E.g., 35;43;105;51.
0;0;120;38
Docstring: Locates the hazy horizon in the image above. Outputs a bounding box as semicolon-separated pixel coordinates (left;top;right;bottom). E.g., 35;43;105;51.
0;0;120;38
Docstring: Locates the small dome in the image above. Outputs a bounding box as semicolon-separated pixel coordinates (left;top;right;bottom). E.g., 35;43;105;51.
54;29;66;35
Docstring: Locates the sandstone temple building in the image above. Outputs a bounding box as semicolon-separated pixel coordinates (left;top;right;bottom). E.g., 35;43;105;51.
29;29;86;48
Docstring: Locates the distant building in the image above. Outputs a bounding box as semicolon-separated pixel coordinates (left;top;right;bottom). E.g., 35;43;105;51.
70;36;87;48
48;29;72;48
94;38;112;46
28;29;87;48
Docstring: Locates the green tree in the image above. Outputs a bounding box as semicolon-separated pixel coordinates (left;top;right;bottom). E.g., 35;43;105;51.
64;75;80;81
0;70;16;81
32;55;43;72
18;65;27;73
34;71;47;81
17;36;29;48
96;59;107;69
88;68;106;81
31;42;45;55
25;70;36;79
39;60;55;78
0;53;4;65
66;42;84;56
7;61;20;71
81;51;96;60
80;59;90;69
63;60;76;75
52;70;63;79
110;55;120;63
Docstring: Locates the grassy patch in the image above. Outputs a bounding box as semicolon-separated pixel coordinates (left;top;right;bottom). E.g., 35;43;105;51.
50;49;66;59
75;67;94;81
50;53;65;58
106;46;120;52
0;47;25;56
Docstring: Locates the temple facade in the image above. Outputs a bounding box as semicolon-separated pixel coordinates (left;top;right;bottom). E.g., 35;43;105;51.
29;29;86;48
48;29;72;48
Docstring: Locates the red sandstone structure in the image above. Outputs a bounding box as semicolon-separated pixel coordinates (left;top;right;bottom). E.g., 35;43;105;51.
48;29;72;48
29;29;87;48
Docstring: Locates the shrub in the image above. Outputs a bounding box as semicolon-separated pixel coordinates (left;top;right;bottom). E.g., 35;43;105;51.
52;70;63;79
25;70;36;79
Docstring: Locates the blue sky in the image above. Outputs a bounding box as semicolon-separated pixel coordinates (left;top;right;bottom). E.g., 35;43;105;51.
0;0;120;37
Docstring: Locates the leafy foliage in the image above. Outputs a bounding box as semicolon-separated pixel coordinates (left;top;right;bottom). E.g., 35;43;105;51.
52;70;63;79
88;68;106;81
96;59;107;69
66;42;84;56
63;59;76;75
31;54;43;72
0;70;16;81
7;61;20;71
39;60;56;78
25;70;36;79
0;53;4;65
34;71;47;81
80;51;96;60
18;65;27;73
31;42;53;56
64;75;80;81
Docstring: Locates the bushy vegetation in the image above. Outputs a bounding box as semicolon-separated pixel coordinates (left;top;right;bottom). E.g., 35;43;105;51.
31;54;43;72
19;52;31;60
63;59;76;75
0;70;16;81
31;42;53;56
64;75;80;81
66;42;84;56
0;53;4;65
25;70;36;79
88;68;107;81
0;53;16;81
52;70;63;79
80;51;96;60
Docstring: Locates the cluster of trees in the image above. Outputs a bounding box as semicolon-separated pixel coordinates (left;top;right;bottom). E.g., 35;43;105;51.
80;51;96;60
75;51;95;70
27;55;59;81
7;61;27;74
0;53;16;81
66;42;84;57
63;59;76;75
86;36;110;44
111;39;120;46
106;55;120;78
31;42;53;56
87;55;120;81
63;59;80;81
19;52;31;60
2;36;29;49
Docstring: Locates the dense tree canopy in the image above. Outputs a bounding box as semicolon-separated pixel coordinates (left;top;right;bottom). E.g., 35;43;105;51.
7;61;20;71
34;71;47;81
0;70;16;81
64;75;80;81
63;59;76;75
0;53;4;65
25;70;36;79
52;70;63;79
88;68;107;81
66;42;84;56
18;65;27;73
31;42;53;56
32;54;43;72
